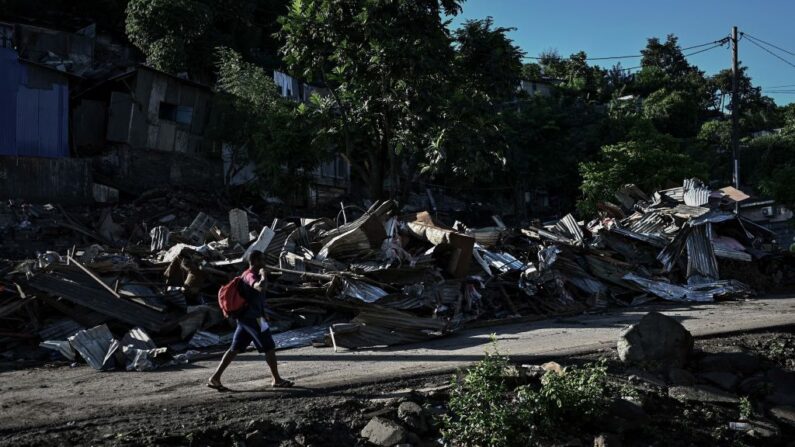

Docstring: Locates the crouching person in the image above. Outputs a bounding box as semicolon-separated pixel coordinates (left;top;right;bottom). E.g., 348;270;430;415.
208;250;293;390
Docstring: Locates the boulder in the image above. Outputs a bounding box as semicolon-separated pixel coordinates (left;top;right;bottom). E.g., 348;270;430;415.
361;417;408;446
699;371;739;391
668;385;738;404
397;401;428;434
667;367;696;386
617;312;693;368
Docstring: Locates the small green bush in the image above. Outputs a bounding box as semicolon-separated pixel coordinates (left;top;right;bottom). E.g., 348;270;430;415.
738;396;752;420
517;360;608;435
442;341;608;447
442;343;525;447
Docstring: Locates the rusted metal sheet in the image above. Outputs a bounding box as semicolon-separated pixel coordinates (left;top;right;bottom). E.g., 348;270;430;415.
0;156;91;203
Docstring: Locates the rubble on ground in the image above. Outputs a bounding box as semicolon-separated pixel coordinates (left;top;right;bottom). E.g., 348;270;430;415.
0;179;791;371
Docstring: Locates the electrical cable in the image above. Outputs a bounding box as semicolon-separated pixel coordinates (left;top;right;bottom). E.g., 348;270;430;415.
763;84;795;89
743;34;795;71
616;41;727;71
742;32;795;57
523;37;729;62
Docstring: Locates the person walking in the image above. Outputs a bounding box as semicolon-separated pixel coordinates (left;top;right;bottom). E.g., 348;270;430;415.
207;250;293;390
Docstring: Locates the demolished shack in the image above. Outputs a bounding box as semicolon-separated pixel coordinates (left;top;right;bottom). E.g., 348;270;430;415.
0;179;790;371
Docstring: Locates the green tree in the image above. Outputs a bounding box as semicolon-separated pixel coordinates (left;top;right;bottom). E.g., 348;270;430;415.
210;47;330;201
745;131;795;208
125;0;288;80
125;0;213;75
579;121;708;213
453;17;524;101
420;17;524;185
642;88;700;137
711;66;778;133
279;0;461;199
641;35;692;79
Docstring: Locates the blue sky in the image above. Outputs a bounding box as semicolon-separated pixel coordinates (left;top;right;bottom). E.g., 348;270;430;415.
452;0;795;105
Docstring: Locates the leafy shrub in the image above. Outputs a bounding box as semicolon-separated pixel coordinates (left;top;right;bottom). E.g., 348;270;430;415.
517;361;608;435
738;396;752;420
442;342;525;447
443;341;608;447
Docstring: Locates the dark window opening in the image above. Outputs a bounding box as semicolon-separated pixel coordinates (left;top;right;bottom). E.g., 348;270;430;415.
158;102;193;125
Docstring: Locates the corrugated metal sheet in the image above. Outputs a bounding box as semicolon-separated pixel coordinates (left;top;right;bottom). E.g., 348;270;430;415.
38;319;85;341
683;179;711;207
622;273;717;302
189;330;233;348
610;224;668;247
0;48;22;153
657;224;691;272
0;47;69;158
627;211;668;236
340;278;388;303
120;328;157;350
554;214;584;245
658;187;684;203
272;325;329;350
68;324;118;370
685;224;719;283
0;156;91;203
671;204;710;218
474;246;526;273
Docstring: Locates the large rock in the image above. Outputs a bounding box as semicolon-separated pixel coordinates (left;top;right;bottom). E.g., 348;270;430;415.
617;312;693;368
361;417;408;446
397;401;428;434
668;385;738;404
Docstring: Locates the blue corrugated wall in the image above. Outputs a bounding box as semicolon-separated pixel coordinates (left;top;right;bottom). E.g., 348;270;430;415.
0;47;69;158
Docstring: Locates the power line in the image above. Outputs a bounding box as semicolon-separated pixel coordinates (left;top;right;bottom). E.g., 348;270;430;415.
683;41;729;57
763;83;795;88
615;41;728;71
742;32;795;58
682;38;730;51
742;33;795;71
523;37;729;62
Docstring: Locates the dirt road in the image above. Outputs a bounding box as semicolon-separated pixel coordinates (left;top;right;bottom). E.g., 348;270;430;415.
1;296;794;444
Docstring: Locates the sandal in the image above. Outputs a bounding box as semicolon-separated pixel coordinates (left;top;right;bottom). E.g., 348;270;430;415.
207;379;228;391
272;379;294;388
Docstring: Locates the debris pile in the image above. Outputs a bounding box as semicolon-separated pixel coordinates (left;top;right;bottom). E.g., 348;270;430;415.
0;179;784;371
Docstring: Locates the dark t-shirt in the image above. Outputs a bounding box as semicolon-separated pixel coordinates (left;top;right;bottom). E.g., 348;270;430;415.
238;268;265;319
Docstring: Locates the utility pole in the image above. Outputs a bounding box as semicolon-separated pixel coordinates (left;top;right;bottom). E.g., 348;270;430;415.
731;26;740;210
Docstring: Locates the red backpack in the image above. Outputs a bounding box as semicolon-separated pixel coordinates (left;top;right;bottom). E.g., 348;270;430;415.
218;276;247;317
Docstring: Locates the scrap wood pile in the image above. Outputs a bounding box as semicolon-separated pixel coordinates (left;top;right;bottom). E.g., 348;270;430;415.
0;179;784;372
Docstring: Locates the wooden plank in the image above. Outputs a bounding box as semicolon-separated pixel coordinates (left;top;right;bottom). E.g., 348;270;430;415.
67;256;121;299
27;275;177;333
